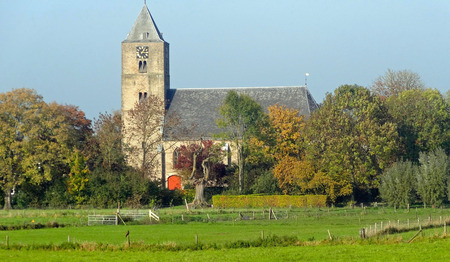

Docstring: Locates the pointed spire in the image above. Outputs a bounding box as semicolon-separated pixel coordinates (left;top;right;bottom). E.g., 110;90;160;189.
124;4;164;42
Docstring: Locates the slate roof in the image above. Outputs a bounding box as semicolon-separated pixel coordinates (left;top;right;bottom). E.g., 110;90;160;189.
164;86;318;140
123;4;164;43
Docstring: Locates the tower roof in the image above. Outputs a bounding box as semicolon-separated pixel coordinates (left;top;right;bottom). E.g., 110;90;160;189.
123;4;164;43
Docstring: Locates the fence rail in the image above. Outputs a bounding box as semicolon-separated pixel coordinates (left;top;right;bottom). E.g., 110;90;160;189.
120;210;148;220
88;215;117;226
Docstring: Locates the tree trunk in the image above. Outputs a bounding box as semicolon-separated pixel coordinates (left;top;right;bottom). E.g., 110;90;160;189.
238;144;244;194
192;179;206;207
3;189;12;210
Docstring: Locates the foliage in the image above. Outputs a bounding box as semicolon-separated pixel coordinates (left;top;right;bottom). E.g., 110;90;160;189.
379;160;417;208
370;69;425;98
416;148;449;207
303;85;399;202
247;105;312;195
0;88;72;209
123;94;177;179
67;150;89;205
385;88;450;161
250;169;280;194
175;140;227;206
93;111;125;171
49;103;93;152
212;195;327;208
216;91;266;193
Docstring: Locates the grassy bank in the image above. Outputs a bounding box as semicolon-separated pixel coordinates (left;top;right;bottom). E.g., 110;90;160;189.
0;237;448;262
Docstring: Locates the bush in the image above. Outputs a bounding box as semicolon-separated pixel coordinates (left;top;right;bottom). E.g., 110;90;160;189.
212;194;327;208
250;170;281;194
416;148;449;207
379;160;416;208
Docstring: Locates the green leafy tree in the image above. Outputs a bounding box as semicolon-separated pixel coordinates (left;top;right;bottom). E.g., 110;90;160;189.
379;160;417;208
93;111;125;171
303;85;399;202
0;88;71;209
216;91;266;193
370;69;425;98
386;88;450;161
250;169;280;194
416;148;449;208
67;150;89;205
445;90;450;105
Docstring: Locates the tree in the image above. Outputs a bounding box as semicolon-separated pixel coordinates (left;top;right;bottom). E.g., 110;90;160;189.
216;91;266;193
175;140;226;206
416;148;449;208
0;88;71;209
123;94;178;180
303;85;399;202
445;90;450;106
386;88;450;161
49;103;93;152
379;160;417;208
93;111;125;171
370;69;425;98
67;150;89;205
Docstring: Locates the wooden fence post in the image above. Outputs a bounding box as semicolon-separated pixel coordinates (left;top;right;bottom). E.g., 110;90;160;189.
68;235;70;243
359;228;366;239
195;234;198;245
261;230;264;240
6;236;9;248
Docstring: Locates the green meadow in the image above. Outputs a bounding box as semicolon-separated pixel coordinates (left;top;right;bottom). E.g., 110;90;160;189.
0;206;449;261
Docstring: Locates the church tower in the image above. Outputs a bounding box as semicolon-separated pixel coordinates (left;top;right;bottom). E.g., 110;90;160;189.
121;3;169;115
121;4;170;182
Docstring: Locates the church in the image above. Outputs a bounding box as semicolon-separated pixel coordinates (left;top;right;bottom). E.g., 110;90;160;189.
121;4;318;189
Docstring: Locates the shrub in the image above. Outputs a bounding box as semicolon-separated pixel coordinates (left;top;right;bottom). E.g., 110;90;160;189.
212;194;327;208
416;148;449;207
379;160;416;208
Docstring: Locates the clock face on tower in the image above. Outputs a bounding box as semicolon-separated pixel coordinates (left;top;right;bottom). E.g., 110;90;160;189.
136;46;149;59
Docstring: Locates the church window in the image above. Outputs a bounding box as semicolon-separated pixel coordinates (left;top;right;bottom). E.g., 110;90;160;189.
139;61;147;73
139;92;143;101
173;148;180;168
144;92;147;99
142;32;149;40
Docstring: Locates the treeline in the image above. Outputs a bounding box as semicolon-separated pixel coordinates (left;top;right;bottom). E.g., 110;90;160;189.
0;88;187;209
1;70;449;208
223;71;450;206
215;70;449;206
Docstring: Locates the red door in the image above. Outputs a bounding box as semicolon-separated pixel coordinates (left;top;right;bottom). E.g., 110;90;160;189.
168;175;181;190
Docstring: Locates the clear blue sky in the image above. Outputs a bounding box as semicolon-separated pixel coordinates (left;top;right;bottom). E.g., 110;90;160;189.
1;0;449;120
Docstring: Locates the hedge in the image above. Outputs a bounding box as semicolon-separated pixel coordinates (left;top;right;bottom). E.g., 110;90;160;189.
212;195;327;208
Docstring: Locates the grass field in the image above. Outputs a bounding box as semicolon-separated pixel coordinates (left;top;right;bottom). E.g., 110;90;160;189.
0;206;449;261
0;238;449;262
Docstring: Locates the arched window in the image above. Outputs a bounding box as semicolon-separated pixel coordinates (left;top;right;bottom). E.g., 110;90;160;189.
221;143;231;166
139;60;147;73
173;148;180;168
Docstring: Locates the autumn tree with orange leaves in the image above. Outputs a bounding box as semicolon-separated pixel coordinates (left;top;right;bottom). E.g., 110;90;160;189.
248;104;328;195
